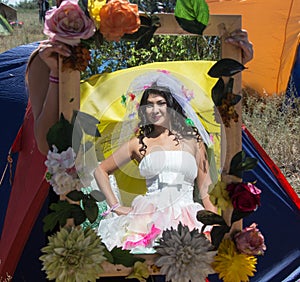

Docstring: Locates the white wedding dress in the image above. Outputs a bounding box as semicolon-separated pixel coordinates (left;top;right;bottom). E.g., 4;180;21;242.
97;150;205;253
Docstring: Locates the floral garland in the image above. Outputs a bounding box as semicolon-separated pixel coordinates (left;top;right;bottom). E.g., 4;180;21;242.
39;1;266;282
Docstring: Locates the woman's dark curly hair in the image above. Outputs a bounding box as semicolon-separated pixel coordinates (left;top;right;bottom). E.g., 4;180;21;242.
137;84;203;156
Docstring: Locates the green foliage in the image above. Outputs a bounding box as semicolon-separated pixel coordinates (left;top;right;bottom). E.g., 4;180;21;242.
82;35;220;79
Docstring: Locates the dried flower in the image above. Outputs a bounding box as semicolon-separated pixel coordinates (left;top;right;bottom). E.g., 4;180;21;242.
126;261;150;282
155;223;216;282
227;182;261;212
212;238;257;282
234;223;266;256
44;0;95;46
40;227;106;282
209;180;232;211
99;0;140;41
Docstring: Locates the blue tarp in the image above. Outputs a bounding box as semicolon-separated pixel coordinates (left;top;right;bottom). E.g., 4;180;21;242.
0;43;299;281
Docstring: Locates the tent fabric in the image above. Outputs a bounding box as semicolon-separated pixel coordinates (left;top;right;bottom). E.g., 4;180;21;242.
0;43;299;281
207;0;300;95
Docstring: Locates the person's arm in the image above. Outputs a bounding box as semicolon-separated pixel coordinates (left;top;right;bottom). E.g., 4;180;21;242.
225;29;254;65
195;141;217;213
94;137;140;215
26;41;71;155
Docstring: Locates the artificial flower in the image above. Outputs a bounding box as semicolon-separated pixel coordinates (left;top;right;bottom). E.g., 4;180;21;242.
209;180;232;211
212;238;257;282
234;223;266;256
126;261;150;282
227;182;261;212
44;0;95;46
155;223;216;282
99;0;140;41
40;227;106;282
88;0;106;29
45;146;89;195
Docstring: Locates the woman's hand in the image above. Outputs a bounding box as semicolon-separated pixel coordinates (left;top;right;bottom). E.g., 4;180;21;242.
38;40;71;75
113;205;132;216
225;29;254;65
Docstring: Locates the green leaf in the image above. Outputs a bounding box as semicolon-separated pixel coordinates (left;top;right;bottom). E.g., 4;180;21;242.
43;201;72;233
73;110;101;137
83;197;99;223
90;190;106;202
208;58;246;78
66;190;84;201
210;225;231;249
211;78;225;106
46;113;73;152
70;204;86;226
231;209;253;223
196;210;227;226
103;246;114;264
110;247;144;267
229;151;258;178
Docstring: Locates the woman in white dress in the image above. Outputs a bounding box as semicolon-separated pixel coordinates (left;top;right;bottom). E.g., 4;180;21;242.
94;71;218;253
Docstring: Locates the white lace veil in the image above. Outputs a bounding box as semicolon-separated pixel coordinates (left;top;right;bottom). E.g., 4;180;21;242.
117;70;213;148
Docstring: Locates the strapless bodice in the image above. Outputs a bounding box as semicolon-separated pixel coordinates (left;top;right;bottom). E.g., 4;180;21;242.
139;151;197;194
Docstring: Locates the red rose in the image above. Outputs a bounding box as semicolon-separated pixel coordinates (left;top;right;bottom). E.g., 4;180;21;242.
99;0;140;41
226;182;261;212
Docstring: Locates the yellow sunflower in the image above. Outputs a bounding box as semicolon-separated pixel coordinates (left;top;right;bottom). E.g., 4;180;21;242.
212;238;257;282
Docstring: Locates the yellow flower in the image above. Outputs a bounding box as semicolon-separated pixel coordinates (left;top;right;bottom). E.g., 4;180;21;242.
126;261;150;282
212;239;257;282
209;180;232;211
88;0;106;28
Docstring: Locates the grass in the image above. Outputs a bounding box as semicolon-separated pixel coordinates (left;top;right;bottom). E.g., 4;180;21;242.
1;9;299;196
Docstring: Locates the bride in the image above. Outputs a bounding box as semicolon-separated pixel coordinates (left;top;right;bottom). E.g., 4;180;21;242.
94;70;218;253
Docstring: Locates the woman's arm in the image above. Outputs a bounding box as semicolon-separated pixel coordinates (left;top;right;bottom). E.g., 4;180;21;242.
195;141;217;213
94;137;140;215
26;41;71;155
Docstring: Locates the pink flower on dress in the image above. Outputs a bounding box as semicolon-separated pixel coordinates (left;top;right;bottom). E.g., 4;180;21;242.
44;0;95;46
234;223;266;255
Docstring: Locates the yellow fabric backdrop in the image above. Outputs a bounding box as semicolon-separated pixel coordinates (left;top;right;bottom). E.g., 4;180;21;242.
80;61;219;204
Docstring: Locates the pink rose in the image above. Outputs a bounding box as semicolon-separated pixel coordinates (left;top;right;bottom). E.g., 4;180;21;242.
234;223;266;255
44;0;95;46
227;182;261;212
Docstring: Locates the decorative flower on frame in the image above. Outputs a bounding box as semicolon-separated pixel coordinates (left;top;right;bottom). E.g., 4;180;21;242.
155;223;216;282
40;227;106;281
212;238;257;282
209;180;232;211
44;0;95;46
99;0;140;42
88;0;106;29
126;261;150;282
45;145;92;195
227;182;261;212
234;223;266;256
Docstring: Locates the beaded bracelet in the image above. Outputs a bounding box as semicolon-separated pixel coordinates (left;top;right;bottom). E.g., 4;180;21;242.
49;75;59;84
101;203;121;217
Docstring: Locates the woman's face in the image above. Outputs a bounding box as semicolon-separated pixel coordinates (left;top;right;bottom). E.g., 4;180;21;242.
145;93;169;127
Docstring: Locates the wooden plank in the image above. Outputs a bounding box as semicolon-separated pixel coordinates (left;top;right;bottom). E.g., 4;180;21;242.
100;254;160;277
58;56;80;122
155;14;241;36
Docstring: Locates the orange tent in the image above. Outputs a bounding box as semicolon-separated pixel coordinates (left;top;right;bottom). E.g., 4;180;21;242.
207;0;300;95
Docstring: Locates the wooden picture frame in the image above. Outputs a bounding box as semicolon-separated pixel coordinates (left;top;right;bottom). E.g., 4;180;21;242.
58;13;243;277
